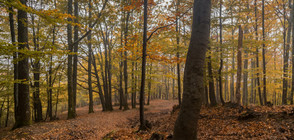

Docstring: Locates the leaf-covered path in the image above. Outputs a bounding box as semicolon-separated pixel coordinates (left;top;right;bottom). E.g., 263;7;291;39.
0;100;178;140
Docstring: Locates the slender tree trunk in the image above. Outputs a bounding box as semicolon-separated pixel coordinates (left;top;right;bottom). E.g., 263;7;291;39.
131;59;135;108
14;0;31;128
139;0;148;131
88;0;94;113
236;26;243;105
291;0;294;105
92;53;106;111
124;11;131;110
8;3;18;124
67;0;75;119
172;66;175;99
208;46;217;106
108;36;113;111
55;76;61;117
173;0;211;138
251;59;256;104
230;6;235;103
0;99;5;127
176;0;182;106
72;0;79;116
5;96;9;127
255;0;263;105
218;0;225;105
243;50;248;106
262;0;267;105
147;63;152;105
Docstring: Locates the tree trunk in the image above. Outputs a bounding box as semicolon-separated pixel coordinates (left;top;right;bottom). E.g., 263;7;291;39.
8;3;18;124
243;50;248;106
262;0;267;105
14;0;31;128
236;26;243;105
88;0;94;113
124;11;131;110
218;0;225;105
92;53;106;111
0;99;5;127
139;0;148;131
291;0;294;105
208;47;217;106
230;6;235;103
147;63;152;105
176;0;182;106
5;96;10;127
255;0;263;105
72;0;79;116
67;0;75;119
173;0;211;139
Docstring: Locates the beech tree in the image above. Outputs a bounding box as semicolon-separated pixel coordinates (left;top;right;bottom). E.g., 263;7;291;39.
14;0;31;128
173;0;211;139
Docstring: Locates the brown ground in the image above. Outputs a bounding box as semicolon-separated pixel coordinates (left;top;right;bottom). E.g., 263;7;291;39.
106;103;294;140
0;100;177;140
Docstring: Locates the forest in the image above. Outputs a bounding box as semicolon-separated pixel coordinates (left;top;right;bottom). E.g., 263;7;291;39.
0;0;294;139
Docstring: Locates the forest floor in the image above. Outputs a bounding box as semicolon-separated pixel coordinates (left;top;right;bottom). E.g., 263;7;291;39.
0;100;177;140
105;102;294;140
1;100;294;140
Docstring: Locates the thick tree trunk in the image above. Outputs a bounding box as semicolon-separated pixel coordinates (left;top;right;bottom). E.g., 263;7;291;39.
14;0;31;128
236;26;243;105
173;0;211;139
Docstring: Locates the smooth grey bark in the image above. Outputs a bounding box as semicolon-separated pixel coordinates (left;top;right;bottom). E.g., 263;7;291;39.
173;0;211;139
